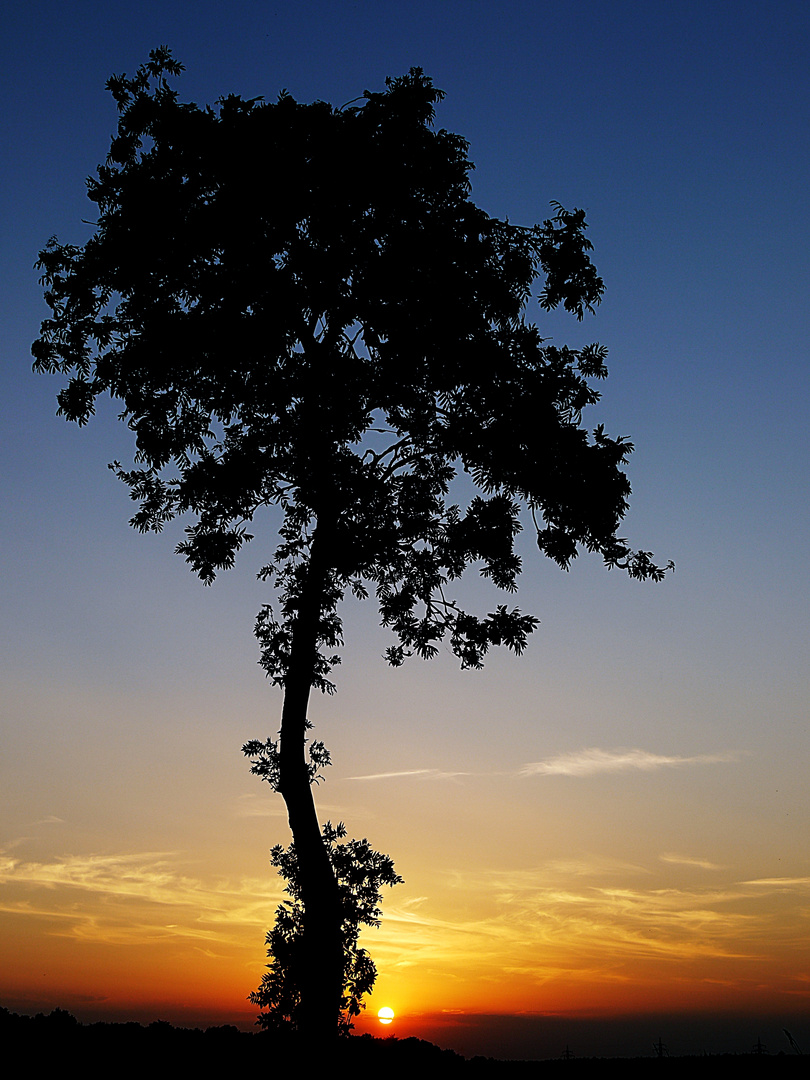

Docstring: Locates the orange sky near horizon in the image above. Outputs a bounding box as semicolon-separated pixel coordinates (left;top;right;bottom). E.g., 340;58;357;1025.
3;578;810;1056
3;750;809;1047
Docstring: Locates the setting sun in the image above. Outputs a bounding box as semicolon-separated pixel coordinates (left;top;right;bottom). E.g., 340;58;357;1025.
378;1007;395;1026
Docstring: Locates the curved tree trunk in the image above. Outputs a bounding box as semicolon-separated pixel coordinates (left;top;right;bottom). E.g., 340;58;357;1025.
277;518;343;1038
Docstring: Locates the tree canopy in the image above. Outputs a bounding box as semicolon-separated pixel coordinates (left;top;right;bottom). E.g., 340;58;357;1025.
33;48;669;1035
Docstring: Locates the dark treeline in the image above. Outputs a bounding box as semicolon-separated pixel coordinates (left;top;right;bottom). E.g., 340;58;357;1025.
2;1006;805;1075
2;1005;464;1072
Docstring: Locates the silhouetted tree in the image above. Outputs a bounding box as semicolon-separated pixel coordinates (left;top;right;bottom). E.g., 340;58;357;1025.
33;48;669;1037
247;819;402;1031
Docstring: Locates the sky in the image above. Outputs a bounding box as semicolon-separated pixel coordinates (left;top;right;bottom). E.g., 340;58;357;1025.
2;0;809;1060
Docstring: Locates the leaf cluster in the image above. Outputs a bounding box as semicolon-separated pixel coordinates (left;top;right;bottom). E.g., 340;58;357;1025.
242;724;331;789
250;822;402;1031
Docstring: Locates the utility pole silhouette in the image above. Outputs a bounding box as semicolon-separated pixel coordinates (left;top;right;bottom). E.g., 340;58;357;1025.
653;1036;669;1058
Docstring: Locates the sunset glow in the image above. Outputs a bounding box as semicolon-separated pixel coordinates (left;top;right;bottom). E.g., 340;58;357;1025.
2;0;809;1061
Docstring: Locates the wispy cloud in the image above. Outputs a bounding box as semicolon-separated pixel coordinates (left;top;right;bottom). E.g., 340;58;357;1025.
660;853;726;871
346;749;738;783
234;793;289;818
0;849;282;945
740;877;810;889
346;768;470;781
0;850;182;897
520;747;738;778
367;863;800;992
369;852;810;993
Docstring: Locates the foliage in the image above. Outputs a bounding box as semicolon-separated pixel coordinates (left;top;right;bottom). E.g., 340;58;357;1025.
243;723;331;790
33;48;669;695
251;822;402;1031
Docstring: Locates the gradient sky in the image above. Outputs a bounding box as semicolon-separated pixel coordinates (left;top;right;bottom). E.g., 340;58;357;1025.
2;0;809;1060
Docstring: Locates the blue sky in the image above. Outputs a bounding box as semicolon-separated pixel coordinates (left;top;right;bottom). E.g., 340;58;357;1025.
2;0;809;1057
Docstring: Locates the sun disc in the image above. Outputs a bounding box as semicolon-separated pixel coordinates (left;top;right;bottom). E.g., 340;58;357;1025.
378;1006;395;1025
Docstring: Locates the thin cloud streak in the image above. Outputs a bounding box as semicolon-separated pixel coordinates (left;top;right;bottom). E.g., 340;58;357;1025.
346;768;471;781
741;877;810;888
347;749;738;783
660;853;726;871
520;748;739;777
234;793;289;818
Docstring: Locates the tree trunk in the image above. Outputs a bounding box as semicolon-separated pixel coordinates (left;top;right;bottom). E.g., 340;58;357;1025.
277;518;343;1038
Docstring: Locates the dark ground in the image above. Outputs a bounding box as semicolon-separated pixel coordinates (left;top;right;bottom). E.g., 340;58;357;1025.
2;1006;805;1076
